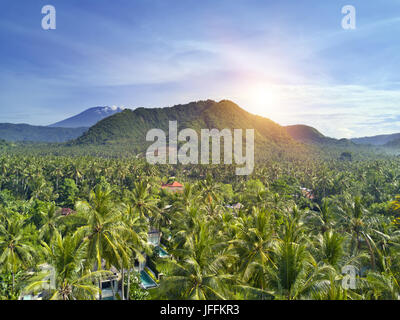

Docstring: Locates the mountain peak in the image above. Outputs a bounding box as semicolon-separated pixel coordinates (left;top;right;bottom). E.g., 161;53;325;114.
49;106;125;128
74;99;304;161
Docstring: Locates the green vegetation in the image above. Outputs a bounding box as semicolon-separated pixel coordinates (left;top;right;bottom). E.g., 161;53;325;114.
0;151;399;300
285;124;336;144
0;100;399;300
74;100;306;161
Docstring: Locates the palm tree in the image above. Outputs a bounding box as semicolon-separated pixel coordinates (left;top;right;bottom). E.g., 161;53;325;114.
75;184;131;300
119;203;150;300
175;184;200;211
127;181;159;219
365;271;400;300
158;220;234;299
0;216;35;295
311;270;364;300
337;195;378;269
37;202;62;243
265;240;331;300
24;231;109;300
315;231;345;268
198;174;221;205
309;198;335;234
229;208;276;295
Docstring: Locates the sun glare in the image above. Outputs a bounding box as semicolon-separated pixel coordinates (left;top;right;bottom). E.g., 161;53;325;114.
244;83;282;119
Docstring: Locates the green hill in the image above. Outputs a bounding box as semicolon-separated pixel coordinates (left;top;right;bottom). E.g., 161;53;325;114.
0;124;88;143
352;133;400;146
384;138;400;148
75;100;307;159
285;124;355;147
285;125;328;143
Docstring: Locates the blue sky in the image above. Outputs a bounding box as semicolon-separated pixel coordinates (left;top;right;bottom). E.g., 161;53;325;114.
1;0;400;138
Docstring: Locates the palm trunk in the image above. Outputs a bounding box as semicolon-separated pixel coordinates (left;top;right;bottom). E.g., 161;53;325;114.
356;232;361;252
121;269;125;300
111;280;115;299
127;270;131;300
261;283;264;300
363;233;376;270
98;279;102;300
12;272;15;295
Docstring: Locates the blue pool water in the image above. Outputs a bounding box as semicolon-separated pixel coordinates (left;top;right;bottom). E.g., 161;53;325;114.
140;270;157;289
158;246;169;258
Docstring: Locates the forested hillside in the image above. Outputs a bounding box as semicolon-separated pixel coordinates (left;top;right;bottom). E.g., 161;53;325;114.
74;100;307;160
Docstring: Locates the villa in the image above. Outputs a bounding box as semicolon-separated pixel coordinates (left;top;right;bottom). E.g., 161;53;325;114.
301;187;316;200
97;265;122;300
226;203;243;210
97;228;170;299
60;208;75;216
161;181;184;193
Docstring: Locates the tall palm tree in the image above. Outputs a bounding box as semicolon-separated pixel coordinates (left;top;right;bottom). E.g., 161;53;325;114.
0;216;35;295
119;203;150;299
24;231;109;300
37;202;62;243
265;240;331;300
309;198;335;234
75;185;130;280
158;220;234;299
127;181;159;219
315;231;345;268
311;270;364;300
198;174;221;205
230;208;276;294
337;195;378;269
365;271;400;300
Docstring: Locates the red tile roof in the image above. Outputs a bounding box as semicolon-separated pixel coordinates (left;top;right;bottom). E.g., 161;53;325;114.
162;181;183;188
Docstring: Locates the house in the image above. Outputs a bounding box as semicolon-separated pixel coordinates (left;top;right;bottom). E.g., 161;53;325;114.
97;265;122;300
148;229;161;247
225;203;243;217
161;181;184;193
60;208;74;216
148;229;170;258
301;187;316;200
226;203;243;210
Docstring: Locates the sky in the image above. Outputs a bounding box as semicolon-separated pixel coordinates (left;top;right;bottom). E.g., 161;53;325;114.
1;0;400;138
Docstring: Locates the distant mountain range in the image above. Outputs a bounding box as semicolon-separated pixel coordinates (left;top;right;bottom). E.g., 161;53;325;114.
1;102;400;150
0;106;124;142
49;106;124;128
284;125;355;147
385;138;400;148
0;124;87;143
351;133;400;146
284;125;400;149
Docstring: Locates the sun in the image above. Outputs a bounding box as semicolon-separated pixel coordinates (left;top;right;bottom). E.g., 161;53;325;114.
244;83;282;118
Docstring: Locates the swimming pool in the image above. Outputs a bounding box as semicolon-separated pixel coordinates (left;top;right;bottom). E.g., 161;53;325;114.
140;270;158;289
158;246;170;258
